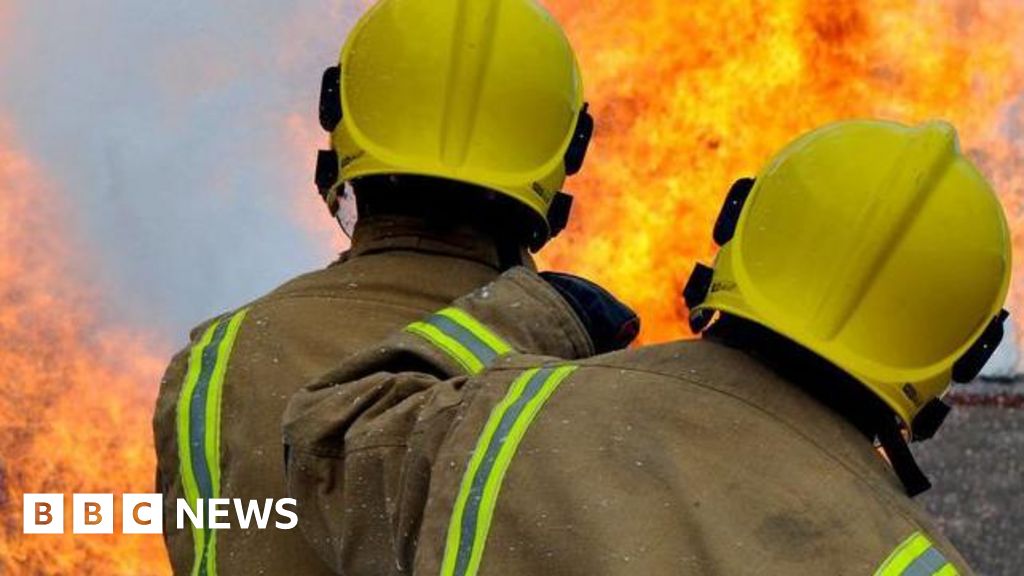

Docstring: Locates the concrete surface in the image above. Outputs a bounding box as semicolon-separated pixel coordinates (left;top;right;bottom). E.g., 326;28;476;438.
913;383;1024;576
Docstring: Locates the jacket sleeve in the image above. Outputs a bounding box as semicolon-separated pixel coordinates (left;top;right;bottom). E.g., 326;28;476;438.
282;267;601;574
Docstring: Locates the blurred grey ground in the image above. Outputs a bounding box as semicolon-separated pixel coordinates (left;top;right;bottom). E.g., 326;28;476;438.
913;382;1024;576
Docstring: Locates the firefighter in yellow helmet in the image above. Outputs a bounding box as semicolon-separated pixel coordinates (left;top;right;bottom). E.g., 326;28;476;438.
285;119;1008;574
315;0;592;248
152;1;608;574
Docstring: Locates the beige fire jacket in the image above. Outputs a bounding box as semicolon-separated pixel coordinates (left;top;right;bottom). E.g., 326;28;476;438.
285;267;972;576
153;215;521;576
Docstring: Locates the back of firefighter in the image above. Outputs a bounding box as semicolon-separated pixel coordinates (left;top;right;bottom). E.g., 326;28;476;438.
152;0;597;573
284;119;1010;575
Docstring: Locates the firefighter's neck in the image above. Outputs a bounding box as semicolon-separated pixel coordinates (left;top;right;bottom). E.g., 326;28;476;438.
350;214;535;272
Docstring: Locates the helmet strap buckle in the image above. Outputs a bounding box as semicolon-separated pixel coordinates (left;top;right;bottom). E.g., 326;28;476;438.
682;178;755;333
316;65;344;218
564;103;593;176
952;309;1009;383
683;263;714;308
910;398;951;441
314;149;344;220
547;192;574;237
713;177;755;246
683;263;715;332
319;66;343;131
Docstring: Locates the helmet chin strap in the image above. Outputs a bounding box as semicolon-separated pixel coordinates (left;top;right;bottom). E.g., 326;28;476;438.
879;310;1013;496
335;212;352;239
330;182;358;239
876;415;931;497
314;146;358;239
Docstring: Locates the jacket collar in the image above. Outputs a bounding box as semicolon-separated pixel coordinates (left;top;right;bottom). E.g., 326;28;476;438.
685;339;907;491
341;215;535;271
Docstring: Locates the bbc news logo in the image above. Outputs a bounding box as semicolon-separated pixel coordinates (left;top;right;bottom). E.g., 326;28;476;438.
23;494;298;534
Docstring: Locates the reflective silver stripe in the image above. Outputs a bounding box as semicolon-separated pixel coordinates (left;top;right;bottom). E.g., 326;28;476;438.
874;532;956;576
427;314;500;367
902;547;950;576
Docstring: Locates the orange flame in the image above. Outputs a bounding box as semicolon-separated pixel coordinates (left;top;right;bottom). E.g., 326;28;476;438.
0;122;170;574
541;0;1024;343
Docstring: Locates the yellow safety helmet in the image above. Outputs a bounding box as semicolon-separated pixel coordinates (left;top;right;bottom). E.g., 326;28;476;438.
684;120;1011;435
314;0;592;248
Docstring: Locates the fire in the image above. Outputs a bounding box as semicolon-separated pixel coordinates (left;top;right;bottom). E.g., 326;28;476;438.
0;123;170;574
541;0;1024;343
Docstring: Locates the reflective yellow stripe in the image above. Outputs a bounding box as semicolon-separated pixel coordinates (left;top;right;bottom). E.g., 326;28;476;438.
875;531;955;576
202;309;247;575
405;307;512;374
876;532;931;575
441;365;578;576
406;321;483;374
176;308;248;576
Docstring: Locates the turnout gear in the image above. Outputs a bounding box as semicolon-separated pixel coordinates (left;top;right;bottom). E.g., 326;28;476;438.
154;216;520;576
314;0;591;246
686;120;1011;433
157;0;590;570
284;268;973;575
284;268;609;574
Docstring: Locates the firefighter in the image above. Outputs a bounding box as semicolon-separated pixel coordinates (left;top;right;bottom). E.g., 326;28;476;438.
152;0;599;574
285;120;1009;575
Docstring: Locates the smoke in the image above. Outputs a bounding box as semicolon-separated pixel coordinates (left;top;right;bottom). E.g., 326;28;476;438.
0;1;365;339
